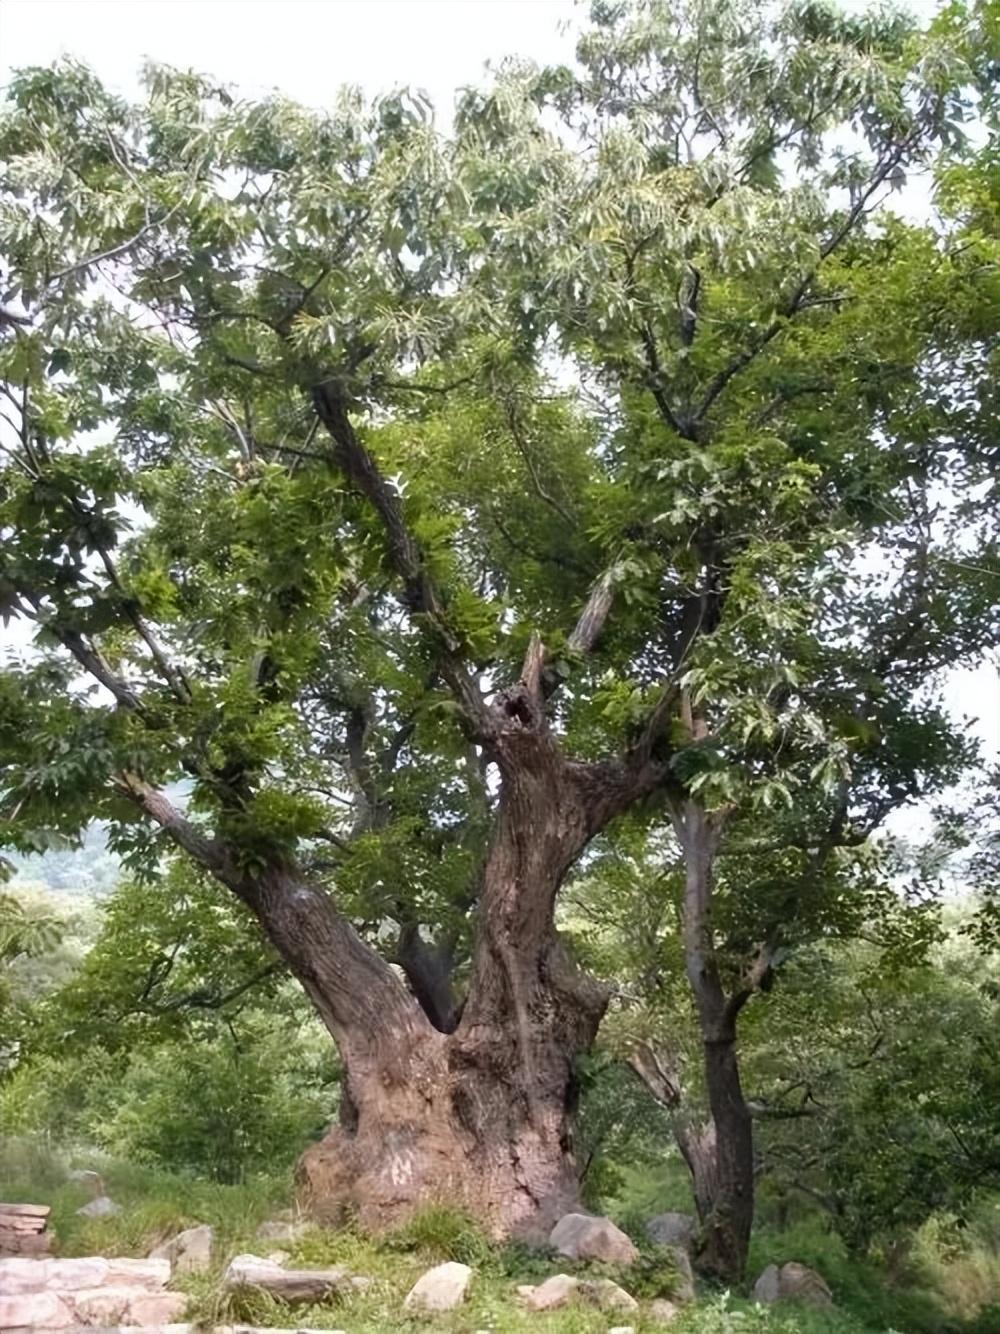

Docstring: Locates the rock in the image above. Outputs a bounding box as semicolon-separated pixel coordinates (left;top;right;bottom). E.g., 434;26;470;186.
549;1212;639;1265
0;1254;171;1293
149;1222;214;1274
73;1285;185;1325
76;1193;122;1218
646;1211;697;1251
753;1263;781;1302
256;1217;309;1243
128;1290;190;1323
73;1286;135;1324
349;1274;373;1291
522;1273;579;1310
0;1290;74;1329
752;1261;833;1307
579;1276;639;1312
0;1252;184;1330
650;1296;681;1322
265;1249;290;1265
225;1252;349;1302
0;1202;51;1258
403;1260;473;1312
223;1328;343;1333
608;1327;636;1334
666;1244;696;1303
68;1168;105;1198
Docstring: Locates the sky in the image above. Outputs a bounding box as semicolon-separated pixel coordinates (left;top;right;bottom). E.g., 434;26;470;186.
0;1;579;112
0;0;996;841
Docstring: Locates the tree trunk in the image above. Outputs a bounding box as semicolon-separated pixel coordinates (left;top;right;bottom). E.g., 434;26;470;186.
674;798;755;1284
133;613;661;1238
674;1118;721;1228
296;1001;593;1238
696;1033;754;1282
240;729;625;1238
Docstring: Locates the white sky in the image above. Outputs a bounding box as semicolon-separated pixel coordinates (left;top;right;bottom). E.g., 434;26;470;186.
0;0;579;112
1;0;996;842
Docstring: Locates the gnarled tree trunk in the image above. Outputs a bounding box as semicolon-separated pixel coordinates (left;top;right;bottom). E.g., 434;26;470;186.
229;726;650;1237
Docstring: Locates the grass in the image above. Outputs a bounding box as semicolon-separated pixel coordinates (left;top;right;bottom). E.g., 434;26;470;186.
0;1134;284;1260
3;1136;999;1333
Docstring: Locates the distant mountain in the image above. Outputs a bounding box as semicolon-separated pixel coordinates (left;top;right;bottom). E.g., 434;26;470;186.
9;823;120;898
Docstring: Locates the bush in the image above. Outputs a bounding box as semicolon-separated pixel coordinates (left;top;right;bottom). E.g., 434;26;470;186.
98;1020;335;1183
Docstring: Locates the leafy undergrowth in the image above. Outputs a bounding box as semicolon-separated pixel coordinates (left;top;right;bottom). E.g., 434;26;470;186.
2;1138;999;1333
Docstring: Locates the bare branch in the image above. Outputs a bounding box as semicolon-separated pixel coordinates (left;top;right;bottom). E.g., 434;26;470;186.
503;398;575;525
566;567;616;656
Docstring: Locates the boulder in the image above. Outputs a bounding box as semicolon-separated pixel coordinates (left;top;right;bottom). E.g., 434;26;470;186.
753;1263;782;1302
76;1194;122;1219
579;1277;639;1312
73;1285;185;1325
68;1168;105;1198
549;1212;639;1265
646;1211;697;1251
0;1254;171;1293
650;1296;681;1322
0;1202;51;1258
127;1290;190;1324
608;1328;637;1334
220;1328;342;1333
752;1261;833;1308
150;1222;214;1274
403;1260;472;1312
225;1252;349;1302
265;1249;290;1265
73;1286;135;1324
521;1273;579;1310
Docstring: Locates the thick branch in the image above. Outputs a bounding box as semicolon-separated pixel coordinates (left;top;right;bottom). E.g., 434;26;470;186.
114;775;235;882
566;568;615;656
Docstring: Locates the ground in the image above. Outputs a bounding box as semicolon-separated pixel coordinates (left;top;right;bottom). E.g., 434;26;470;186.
1;1138;995;1334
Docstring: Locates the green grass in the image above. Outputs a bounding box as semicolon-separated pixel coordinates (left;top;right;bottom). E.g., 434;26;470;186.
0;1134;285;1260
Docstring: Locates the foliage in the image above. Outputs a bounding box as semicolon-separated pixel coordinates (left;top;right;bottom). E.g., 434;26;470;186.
1;869;337;1181
94;1020;335;1182
0;0;994;1001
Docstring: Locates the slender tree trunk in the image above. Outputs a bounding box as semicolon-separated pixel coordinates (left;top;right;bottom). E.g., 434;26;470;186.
697;1029;754;1280
675;799;755;1284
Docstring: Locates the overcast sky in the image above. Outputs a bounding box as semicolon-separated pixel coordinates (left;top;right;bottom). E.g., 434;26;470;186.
1;0;996;833
0;0;578;111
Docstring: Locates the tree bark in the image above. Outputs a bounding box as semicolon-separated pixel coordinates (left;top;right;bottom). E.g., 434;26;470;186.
697;1031;754;1281
674;1118;721;1229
